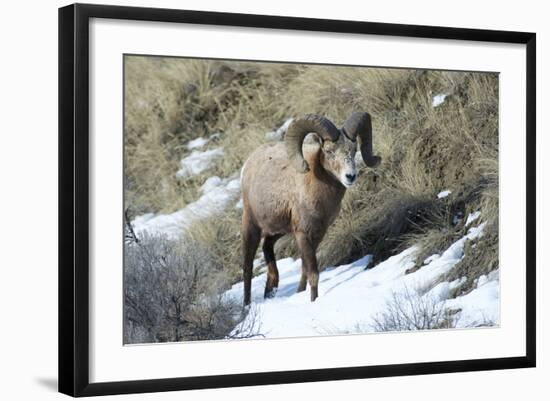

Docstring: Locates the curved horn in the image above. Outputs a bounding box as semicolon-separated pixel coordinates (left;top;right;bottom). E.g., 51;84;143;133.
285;114;340;173
342;112;381;168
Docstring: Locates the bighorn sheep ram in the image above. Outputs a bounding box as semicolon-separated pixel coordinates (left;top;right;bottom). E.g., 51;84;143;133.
240;112;381;305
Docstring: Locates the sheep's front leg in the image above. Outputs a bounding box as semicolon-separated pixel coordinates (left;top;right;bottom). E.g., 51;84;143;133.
295;232;319;302
297;268;307;293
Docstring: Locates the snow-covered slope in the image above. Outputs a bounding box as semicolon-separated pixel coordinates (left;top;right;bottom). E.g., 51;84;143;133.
227;223;499;339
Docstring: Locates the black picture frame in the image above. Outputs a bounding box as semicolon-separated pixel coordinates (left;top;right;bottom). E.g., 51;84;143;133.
59;3;536;397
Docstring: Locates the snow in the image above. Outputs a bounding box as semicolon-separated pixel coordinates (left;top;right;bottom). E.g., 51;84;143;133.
131;175;240;238
185;136;209;150
437;190;451;199
465;211;481;226
176;148;224;178
265;118;294;141
445;275;499;327
424;254;441;265
476;274;489;287
226;222;497;338
432;93;448;107
425;277;465;302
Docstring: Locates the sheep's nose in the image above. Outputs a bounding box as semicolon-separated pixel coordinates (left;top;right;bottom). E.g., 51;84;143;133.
345;173;356;182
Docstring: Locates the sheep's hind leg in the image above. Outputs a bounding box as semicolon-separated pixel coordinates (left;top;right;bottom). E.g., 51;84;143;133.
263;234;282;298
242;212;261;306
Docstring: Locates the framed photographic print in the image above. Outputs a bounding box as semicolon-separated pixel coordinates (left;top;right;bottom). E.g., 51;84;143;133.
58;3;536;397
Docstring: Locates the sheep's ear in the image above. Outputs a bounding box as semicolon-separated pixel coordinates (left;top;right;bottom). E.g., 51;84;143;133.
285;115;340;173
305;132;322;145
292;159;310;173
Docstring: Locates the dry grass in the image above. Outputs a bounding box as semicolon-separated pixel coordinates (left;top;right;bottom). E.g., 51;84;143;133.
124;55;499;287
185;210;243;283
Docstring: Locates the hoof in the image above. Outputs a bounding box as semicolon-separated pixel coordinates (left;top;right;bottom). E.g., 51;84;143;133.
310;288;318;302
264;287;278;299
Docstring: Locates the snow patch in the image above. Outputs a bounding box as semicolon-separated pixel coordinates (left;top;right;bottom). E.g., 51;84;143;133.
437;190;451;199
425;277;465;302
465;211;481;226
265;118;294;141
131;175;240;238
176;148;224;178
185;137;209;150
445;271;499;327
432;93;448;107
477;274;488;287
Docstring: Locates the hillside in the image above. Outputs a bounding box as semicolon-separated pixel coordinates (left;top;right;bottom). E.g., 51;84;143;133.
123;56;499;344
